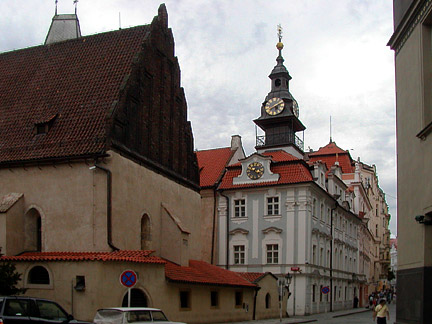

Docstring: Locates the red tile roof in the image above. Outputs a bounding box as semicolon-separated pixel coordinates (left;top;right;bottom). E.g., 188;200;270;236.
237;272;267;283
309;142;348;156
165;260;256;288
0;25;150;164
196;147;234;188
219;160;313;190
0;250;165;264
260;150;299;162
308;143;354;174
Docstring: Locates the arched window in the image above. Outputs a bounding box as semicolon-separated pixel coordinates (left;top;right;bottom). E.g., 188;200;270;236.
141;214;151;250
28;266;50;284
122;288;148;307
25;208;42;251
265;293;271;309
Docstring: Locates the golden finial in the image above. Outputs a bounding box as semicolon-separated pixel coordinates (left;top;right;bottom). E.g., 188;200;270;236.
276;24;284;51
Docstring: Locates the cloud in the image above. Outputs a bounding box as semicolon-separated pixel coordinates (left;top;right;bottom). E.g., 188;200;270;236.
0;0;397;235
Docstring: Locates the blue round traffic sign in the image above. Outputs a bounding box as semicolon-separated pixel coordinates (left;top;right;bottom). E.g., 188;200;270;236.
120;270;137;288
321;286;330;294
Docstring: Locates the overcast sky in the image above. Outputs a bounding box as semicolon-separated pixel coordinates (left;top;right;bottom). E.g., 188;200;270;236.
0;0;397;236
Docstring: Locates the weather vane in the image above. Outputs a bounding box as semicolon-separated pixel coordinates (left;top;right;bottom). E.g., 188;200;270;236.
74;0;78;14
55;0;58;15
277;24;283;42
276;24;284;53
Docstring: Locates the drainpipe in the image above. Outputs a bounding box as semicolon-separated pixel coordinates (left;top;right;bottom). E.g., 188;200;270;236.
220;191;230;270
252;286;261;320
90;163;119;251
330;200;339;312
210;189;217;264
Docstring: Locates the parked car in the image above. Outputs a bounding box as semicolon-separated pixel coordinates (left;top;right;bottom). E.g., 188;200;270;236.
93;308;185;324
0;296;91;324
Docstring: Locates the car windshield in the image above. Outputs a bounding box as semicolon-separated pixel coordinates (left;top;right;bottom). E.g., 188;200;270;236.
94;309;124;324
151;311;168;321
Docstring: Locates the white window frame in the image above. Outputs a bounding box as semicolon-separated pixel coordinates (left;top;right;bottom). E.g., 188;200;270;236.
233;198;246;218
266;244;279;264
266;196;280;216
233;245;245;265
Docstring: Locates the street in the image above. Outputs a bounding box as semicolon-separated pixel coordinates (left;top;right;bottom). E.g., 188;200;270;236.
217;303;396;324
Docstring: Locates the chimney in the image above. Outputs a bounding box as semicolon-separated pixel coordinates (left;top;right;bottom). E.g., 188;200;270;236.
231;135;242;151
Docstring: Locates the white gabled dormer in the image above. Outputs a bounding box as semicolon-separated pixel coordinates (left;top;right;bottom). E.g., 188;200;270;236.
311;160;327;190
232;153;279;185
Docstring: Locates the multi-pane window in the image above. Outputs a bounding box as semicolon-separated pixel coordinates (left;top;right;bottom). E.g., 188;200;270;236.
267;196;279;215
234;199;246;218
266;244;279;264
234;245;245;264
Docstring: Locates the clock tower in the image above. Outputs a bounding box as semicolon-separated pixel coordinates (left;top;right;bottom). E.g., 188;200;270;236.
254;25;305;158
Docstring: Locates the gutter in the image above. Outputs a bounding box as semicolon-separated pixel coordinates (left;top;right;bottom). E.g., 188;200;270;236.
90;163;119;251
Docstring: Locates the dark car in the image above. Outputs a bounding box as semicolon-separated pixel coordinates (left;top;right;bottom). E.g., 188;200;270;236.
0;296;91;324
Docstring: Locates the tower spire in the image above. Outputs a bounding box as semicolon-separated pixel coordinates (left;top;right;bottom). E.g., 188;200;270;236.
55;0;58;15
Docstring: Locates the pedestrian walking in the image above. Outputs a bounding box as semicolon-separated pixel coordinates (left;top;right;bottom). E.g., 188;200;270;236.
373;299;390;324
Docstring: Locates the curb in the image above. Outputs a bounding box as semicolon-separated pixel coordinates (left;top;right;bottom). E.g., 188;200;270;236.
333;308;371;318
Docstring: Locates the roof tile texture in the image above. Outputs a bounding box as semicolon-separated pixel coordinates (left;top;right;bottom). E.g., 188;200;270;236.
196;147;233;188
308;142;354;173
0;26;150;163
219;150;313;190
165;260;256;287
0;250;165;264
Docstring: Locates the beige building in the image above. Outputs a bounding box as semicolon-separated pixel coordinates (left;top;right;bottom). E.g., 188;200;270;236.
388;0;432;322
0;5;281;323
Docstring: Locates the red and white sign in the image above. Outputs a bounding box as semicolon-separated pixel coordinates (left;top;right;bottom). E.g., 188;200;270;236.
291;267;300;272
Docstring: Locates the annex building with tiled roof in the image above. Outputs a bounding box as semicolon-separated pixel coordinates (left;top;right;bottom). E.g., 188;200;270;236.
195;29;391;316
0;5;272;323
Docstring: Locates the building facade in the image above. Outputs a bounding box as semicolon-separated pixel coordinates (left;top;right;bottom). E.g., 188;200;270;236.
0;5;277;323
210;35;364;316
388;1;432;322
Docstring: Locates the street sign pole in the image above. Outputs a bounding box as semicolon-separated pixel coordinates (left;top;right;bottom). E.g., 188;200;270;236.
128;287;131;307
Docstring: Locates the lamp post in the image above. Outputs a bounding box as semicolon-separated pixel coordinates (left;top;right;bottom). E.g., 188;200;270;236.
279;272;293;322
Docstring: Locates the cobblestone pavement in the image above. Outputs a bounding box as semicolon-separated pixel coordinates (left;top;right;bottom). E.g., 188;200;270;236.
214;303;396;324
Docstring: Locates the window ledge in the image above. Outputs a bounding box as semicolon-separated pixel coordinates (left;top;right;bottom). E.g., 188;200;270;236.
417;120;432;140
263;214;281;222
232;217;248;224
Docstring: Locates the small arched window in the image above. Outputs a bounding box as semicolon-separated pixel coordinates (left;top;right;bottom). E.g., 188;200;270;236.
141;214;151;250
265;293;271;309
28;266;50;284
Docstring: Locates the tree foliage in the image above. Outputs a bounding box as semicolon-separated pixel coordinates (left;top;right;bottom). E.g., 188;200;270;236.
0;260;26;295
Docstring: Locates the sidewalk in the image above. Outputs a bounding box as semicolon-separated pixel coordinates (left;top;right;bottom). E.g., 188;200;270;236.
218;307;371;324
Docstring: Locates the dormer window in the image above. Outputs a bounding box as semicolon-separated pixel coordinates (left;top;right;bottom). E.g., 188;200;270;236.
36;123;48;135
33;114;58;136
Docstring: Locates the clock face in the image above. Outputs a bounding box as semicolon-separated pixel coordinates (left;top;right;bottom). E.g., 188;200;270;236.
293;100;299;117
246;162;264;180
265;97;285;115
